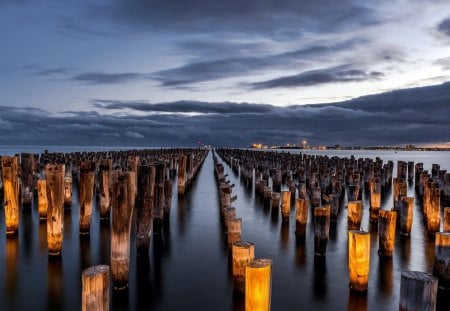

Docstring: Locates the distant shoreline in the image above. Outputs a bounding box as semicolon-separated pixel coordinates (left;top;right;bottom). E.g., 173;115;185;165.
265;146;450;152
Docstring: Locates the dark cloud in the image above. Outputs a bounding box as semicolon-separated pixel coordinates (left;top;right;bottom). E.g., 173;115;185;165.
250;65;384;89
1;81;449;147
92;99;274;114
33;67;73;76
438;17;450;36
71;72;148;85
94;1;378;38
154;39;366;87
434;57;450;70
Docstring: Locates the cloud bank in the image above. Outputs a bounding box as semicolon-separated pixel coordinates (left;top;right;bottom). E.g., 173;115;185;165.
1;82;449;147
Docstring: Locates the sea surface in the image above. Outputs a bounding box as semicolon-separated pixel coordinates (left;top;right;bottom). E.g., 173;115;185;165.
0;146;449;310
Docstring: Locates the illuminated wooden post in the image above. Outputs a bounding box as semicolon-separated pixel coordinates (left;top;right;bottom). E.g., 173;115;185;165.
228;218;242;248
20;153;33;207
399;197;414;236
99;159;112;219
433;232;450;288
3;174;19;235
295;198;308;236
232;241;255;294
37;179;48;220
444;207;450;232
314;205;331;256
427;188;440;237
347;201;363;230
178;155;187;196
81;265;110;311
378;210;397;257
136;165;155;255
111;179;132;290
46;164;65;256
163;180;173;219
370;182;381;223
281;190;291;222
79;161;95;234
245;259;272;311
63;176;72;208
263;186;272;208
348;230;370;292
399;271;437;311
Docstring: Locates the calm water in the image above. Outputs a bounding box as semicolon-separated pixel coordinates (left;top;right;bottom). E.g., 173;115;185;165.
0;147;449;310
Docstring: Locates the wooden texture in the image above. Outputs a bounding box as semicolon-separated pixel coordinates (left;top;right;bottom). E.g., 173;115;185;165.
399;271;437;311
378;210;397;257
79;161;95;234
281;191;291;221
99;159;112;219
433;232;450;288
245;259;272;311
46;164;65;255
295;199;308;236
82;265;110;311
347;201;363;230
136;165;155;254
37;179;48;220
348;230;370;292
314;205;331;256
111;180;132;289
399;197;414;236
232;241;255;294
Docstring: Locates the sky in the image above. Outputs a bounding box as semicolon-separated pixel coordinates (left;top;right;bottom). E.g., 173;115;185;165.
0;0;450;147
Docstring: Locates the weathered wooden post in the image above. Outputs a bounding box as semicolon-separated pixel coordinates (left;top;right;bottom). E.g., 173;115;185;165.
46;164;65;256
348;230;370;292
228;218;242;248
314;205;331;256
163;180;173;219
295;198;308;236
444;207;450;232
399;271;438;311
82;265;110;311
37;179;48;220
427;187;440;237
378;210;397;257
223;207;236;229
281;190;291;222
3;167;19;235
79;161;95;234
271;192;280;212
136;165;155;255
370;182;381;223
399;197;414;236
245;259;272;311
347;201;363;230
153;162;165;234
232;241;255;294
433;232;450;288
111;178;133;289
99;159;112;219
63;176;72;208
178;155;187;196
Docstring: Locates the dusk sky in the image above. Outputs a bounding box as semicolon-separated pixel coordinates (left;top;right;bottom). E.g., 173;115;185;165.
1;1;450;147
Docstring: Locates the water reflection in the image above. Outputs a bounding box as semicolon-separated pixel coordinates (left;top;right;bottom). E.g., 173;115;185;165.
397;235;411;269
47;256;63;310
38;222;47;254
294;235;307;269
112;287;129;311
377;257;393;296
21;208;33;258
5;237;18;297
98;221;111;265
79;235;92;270
136;254;152;310
177;197;186;236
280;222;289;252
313;256;327;300
347;291;368;311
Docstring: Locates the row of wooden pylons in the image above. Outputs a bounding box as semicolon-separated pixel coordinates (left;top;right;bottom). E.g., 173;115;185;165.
0;148;209;310
215;148;450;311
212;150;273;311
